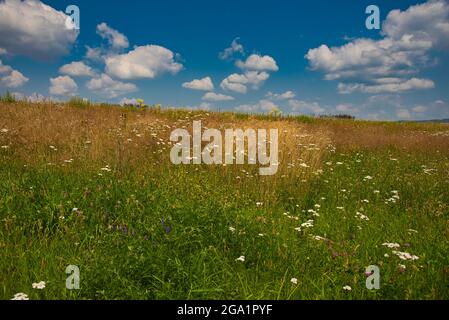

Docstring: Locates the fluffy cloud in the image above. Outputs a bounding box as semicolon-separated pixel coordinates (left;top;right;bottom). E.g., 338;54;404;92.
96;23;129;50
27;92;47;103
305;0;448;94
338;78;434;94
182;77;214;91
266;91;296;100
49;76;78;96
221;53;277;94
85;24;130;62
85;46;102;62
236;54;279;72
86;74;137;98
306;37;432;81
105;45;183;80
59;61;96;77
288;99;325;114
221;71;270;94
335;103;359;114
0;0;78;60
0;60;28;88
119;97;139;106
219;38;245;60
235;99;280;113
202;92;234;101
383;0;449;49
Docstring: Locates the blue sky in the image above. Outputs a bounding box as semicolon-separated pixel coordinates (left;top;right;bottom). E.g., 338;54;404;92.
1;0;449;120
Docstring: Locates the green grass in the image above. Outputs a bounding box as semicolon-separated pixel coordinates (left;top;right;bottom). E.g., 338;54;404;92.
1;145;448;299
1;102;448;299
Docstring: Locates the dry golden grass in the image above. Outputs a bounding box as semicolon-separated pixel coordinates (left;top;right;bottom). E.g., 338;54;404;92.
0;101;330;174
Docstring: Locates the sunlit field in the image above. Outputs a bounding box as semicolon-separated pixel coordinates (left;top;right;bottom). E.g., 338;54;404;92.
1;100;448;300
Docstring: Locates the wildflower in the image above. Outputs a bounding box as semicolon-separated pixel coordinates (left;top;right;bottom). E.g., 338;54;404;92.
258;233;265;237
301;220;314;228
291;278;298;285
1;128;8;133
229;226;236;233
100;165;111;172
235;256;245;262
256;202;263;207
11;293;29;300
355;212;369;221
392;250;419;261
384;253;390;258
1;145;9;149
32;281;46;289
336;207;344;210
364;176;373;181
382;242;400;249
343;286;352;291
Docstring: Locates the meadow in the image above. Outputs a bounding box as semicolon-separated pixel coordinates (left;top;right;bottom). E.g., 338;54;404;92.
1;100;448;300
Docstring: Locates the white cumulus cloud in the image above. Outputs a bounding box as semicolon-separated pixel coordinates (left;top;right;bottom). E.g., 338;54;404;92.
289;99;325;114
96;22;129;50
59;61;96;77
202;92;234;101
383;0;449;49
219;38;245;60
0;60;28;88
0;0;78;60
49;76;77;96
86;74;137;98
235;99;280;113
338;78;434;94
236;54;279;72
105;45;183;80
266;91;296;100
182;77;214;91
221;71;270;94
305;0;449;94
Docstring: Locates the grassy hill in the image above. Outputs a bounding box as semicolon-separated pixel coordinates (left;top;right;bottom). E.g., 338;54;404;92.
1;100;448;299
